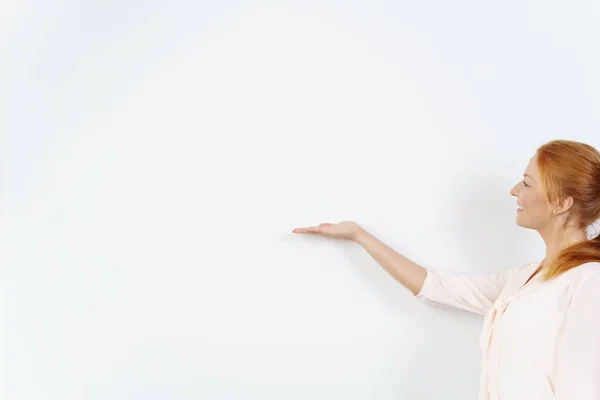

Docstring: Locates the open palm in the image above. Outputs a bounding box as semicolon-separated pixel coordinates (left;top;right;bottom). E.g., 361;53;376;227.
292;221;361;240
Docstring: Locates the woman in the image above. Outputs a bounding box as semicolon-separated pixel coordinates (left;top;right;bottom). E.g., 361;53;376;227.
292;139;600;399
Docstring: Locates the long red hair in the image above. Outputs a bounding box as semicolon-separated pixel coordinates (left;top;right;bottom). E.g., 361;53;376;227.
536;139;600;280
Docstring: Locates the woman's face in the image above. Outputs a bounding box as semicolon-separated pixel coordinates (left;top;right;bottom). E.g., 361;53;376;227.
510;154;553;229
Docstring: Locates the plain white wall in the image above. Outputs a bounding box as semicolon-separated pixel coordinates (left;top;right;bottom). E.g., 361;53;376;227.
1;1;599;399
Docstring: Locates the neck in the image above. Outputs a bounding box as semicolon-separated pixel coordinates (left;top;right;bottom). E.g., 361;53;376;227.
539;222;588;268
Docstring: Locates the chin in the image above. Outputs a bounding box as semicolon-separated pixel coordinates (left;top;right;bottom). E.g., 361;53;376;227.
516;218;535;229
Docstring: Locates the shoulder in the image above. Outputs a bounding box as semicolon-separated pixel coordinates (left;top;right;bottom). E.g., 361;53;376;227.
554;262;600;299
562;263;600;314
561;261;600;283
575;262;600;283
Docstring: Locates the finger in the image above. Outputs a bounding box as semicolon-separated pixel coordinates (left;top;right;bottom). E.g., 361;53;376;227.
293;227;321;234
319;223;333;227
292;227;311;232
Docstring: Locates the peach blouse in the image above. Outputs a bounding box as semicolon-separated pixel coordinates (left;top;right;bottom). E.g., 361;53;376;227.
415;260;600;399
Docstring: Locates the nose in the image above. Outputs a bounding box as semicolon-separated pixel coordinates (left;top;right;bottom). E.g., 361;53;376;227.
510;184;518;197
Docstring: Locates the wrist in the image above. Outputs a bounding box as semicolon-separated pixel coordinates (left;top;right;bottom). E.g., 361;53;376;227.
352;227;368;243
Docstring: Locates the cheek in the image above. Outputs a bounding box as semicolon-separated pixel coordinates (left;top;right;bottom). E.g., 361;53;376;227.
520;194;532;207
523;194;545;210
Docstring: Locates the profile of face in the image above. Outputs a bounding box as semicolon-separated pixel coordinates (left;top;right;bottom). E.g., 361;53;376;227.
510;153;554;230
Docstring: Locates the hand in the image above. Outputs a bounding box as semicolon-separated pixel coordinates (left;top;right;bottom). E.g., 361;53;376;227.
292;221;362;241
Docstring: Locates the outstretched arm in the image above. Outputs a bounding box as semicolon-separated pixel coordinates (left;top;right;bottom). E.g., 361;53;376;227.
353;228;523;315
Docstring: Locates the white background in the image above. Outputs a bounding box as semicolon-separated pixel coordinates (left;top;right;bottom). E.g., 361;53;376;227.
1;1;599;399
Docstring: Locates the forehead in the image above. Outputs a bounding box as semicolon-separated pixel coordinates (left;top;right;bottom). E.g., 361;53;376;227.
525;155;538;177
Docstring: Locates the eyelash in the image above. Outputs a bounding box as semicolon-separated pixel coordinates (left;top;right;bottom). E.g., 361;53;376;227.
522;181;530;187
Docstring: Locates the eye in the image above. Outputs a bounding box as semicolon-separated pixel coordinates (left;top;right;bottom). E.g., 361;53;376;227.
522;180;530;187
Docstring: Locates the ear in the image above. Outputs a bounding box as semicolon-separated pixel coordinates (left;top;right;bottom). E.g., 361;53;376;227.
557;196;574;214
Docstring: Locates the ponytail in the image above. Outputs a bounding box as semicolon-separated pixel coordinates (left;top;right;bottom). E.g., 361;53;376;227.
543;230;600;281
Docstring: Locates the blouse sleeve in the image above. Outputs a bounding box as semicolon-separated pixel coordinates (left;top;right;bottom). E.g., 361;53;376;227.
414;264;525;315
554;270;600;399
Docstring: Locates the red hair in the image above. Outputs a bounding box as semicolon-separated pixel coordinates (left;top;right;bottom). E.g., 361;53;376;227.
535;139;600;280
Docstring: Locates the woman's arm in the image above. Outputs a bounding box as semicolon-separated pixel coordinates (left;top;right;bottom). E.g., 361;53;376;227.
353;228;427;296
353;228;522;315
